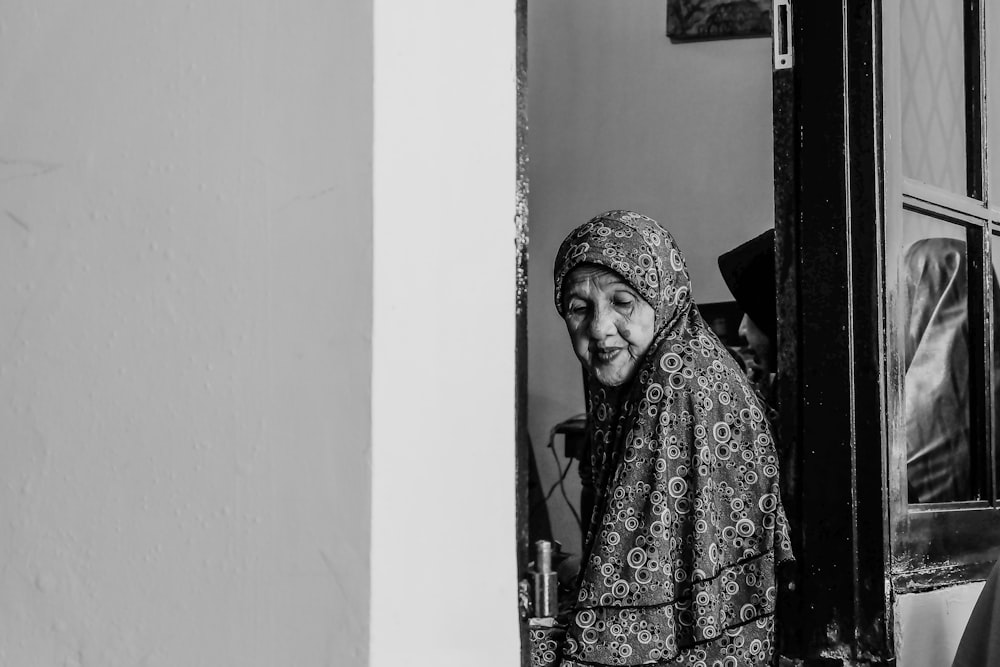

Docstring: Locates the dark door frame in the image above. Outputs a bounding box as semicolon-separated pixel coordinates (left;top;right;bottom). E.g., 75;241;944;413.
515;0;531;665
773;0;893;663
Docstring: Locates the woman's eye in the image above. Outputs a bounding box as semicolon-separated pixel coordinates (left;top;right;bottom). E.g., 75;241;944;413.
614;298;634;308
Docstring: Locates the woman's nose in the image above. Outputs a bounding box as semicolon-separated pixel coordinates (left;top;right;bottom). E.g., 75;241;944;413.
738;314;750;339
589;304;616;338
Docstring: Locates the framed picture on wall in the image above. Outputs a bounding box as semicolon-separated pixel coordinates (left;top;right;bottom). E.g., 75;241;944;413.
667;0;771;41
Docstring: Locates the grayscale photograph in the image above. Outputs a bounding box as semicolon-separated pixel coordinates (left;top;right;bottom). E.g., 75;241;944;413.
2;1;998;666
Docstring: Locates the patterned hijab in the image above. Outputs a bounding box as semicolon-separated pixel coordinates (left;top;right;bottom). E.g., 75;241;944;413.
553;211;792;665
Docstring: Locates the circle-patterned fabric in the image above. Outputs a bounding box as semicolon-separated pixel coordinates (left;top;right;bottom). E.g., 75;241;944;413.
552;211;793;666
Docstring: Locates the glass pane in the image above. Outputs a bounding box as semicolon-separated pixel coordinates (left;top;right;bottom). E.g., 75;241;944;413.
900;0;968;194
897;211;975;503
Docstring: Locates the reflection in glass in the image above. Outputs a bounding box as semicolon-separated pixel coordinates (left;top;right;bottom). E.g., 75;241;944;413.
903;237;973;503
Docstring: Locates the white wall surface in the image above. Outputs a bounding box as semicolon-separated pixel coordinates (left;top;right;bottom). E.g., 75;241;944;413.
369;1;521;666
527;0;776;550
896;583;984;667
0;1;373;665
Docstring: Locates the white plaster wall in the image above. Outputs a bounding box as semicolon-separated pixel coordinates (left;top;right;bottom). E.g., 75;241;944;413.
896;583;984;666
527;0;776;550
369;1;521;665
0;1;372;664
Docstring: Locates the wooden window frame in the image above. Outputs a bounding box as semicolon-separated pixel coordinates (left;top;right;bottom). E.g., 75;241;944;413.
883;0;1000;594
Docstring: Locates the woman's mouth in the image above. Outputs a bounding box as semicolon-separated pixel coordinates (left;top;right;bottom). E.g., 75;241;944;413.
595;347;623;364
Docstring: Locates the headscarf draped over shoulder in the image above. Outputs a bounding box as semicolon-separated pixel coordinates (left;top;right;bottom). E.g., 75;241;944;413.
553;211;793;666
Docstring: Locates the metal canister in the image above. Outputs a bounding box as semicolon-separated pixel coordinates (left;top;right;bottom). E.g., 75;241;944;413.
532;540;558;618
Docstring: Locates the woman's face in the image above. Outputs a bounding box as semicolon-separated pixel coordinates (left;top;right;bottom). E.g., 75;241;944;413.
562;264;656;387
738;313;774;375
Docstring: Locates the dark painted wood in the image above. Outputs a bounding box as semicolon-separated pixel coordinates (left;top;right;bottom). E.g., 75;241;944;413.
844;0;892;659
893;558;997;594
773;0;892;663
893;506;1000;584
964;0;984;200
992;227;999;506
773;55;804;665
515;0;530;664
967;224;991;500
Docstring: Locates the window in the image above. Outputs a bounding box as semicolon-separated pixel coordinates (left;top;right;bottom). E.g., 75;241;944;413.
885;0;1000;590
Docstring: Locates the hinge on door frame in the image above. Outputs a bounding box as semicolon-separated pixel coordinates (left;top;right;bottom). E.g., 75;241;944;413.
774;0;794;70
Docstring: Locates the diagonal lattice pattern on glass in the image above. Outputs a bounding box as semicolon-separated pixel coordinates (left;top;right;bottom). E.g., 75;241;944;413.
901;0;968;195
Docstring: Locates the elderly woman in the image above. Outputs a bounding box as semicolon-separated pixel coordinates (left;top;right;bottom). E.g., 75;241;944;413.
548;211;792;666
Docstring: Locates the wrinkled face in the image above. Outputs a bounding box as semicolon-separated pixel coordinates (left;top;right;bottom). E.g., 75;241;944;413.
738;313;775;375
562;264;656;387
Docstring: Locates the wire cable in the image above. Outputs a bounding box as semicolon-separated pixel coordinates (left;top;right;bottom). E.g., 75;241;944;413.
550;441;583;533
547;421;584;534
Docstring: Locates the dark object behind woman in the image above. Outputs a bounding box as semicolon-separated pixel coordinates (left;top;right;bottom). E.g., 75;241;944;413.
546;211;792;666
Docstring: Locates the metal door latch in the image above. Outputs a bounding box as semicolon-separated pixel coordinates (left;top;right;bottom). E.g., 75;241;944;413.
774;0;793;70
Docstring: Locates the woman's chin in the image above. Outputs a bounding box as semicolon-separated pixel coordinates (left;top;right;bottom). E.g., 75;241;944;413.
590;362;636;387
